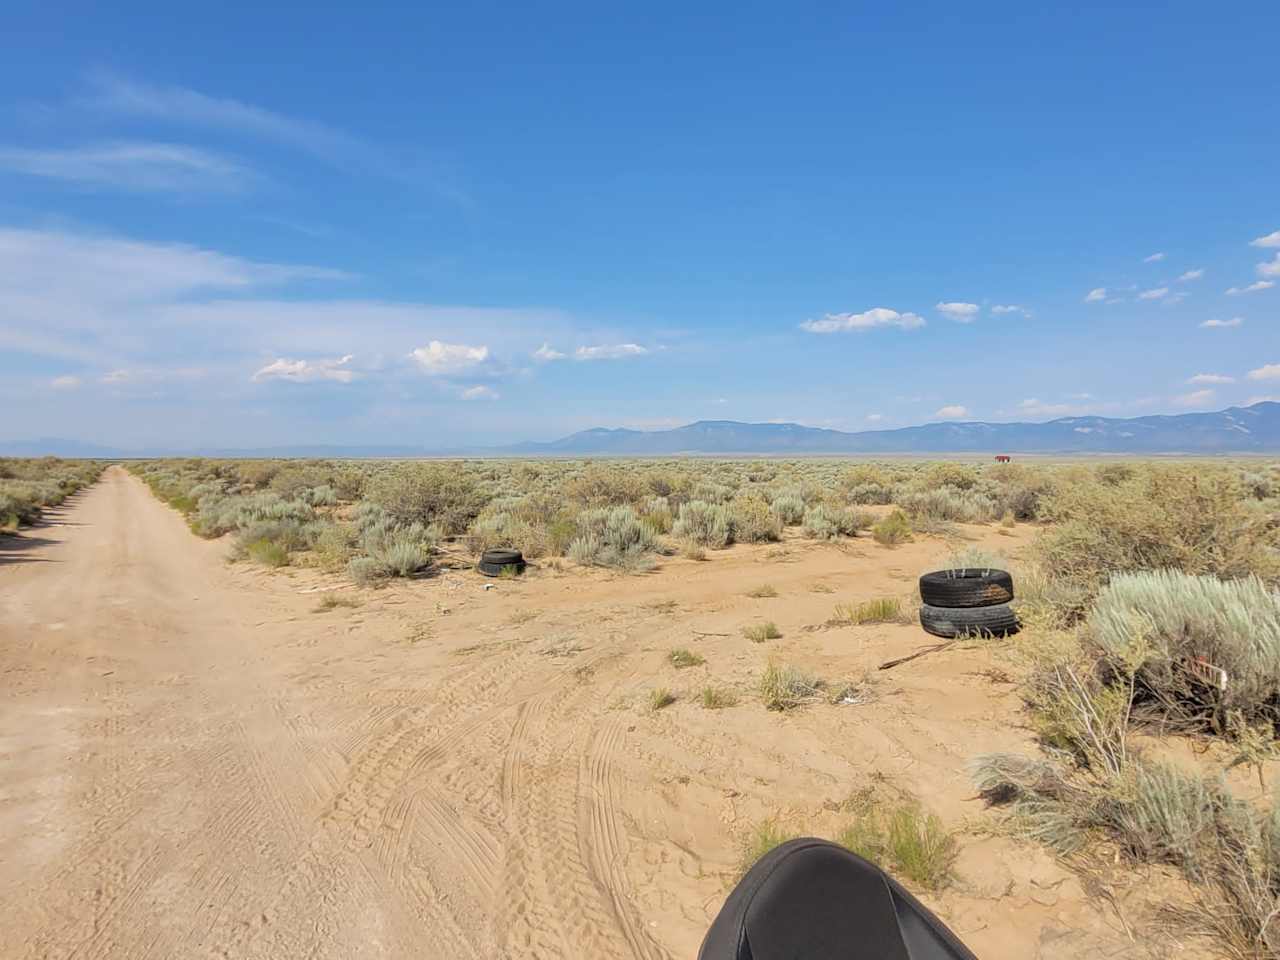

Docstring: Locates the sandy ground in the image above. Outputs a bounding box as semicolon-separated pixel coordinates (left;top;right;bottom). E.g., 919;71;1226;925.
0;466;1198;959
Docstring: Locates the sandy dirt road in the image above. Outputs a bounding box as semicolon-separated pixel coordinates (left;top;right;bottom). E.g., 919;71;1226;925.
1;467;1176;959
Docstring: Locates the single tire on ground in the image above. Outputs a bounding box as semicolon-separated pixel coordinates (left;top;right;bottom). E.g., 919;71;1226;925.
919;602;1019;639
918;568;1014;608
477;548;526;577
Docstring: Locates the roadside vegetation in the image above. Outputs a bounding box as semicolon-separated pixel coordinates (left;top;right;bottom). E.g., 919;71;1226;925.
119;456;1071;578
1;457;105;531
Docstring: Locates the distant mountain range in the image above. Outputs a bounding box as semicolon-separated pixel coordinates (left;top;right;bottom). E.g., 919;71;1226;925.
7;402;1280;458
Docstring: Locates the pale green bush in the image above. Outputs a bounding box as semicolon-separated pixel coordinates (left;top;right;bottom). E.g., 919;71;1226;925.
673;500;733;548
1088;570;1280;730
567;506;659;571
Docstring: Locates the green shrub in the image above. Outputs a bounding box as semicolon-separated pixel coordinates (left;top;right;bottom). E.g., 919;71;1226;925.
567;506;659;571
364;462;487;534
801;505;861;539
872;510;912;545
769;493;806;525
1036;468;1279;607
731;494;782;543
1088;570;1280;731
898;488;997;524
246;538;290;567
673;500;733;548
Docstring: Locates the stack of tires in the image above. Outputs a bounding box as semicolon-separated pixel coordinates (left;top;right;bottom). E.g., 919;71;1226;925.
477;548;526;577
918;568;1019;638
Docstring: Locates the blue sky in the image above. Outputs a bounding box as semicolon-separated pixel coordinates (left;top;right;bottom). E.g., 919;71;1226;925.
4;2;1279;448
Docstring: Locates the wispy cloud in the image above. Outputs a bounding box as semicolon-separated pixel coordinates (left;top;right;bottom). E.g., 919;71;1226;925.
252;355;355;383
800;307;925;333
991;304;1031;317
1227;280;1275;295
460;385;500;400
1177;268;1204;282
50;374;82;389
1200;317;1243;328
936;301;979;322
532;343;566;361
1084;287;1107;303
934;404;968;419
574;343;648;360
1173;388;1215;407
1247;363;1280;382
1018;398;1089;417
78;72;460;198
1249;230;1280;249
0;142;251;193
84;72;358;163
409;341;490;375
1143;252;1166;263
1188;373;1234;384
865;413;884;422
1258;253;1280;279
1138;286;1170;301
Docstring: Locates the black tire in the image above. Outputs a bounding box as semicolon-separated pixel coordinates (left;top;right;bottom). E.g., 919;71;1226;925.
919;568;1014;608
477;548;526;577
919;602;1019;638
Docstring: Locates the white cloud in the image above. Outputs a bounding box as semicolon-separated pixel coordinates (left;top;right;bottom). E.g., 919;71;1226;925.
991;304;1031;317
1188;373;1235;384
1138;286;1169;301
1177;268;1204;282
409;340;490;375
1084;287;1107;303
865;413;884;422
252;355;354;383
1144;252;1166;262
1249;230;1280;249
1200;317;1243;328
460;385;499;400
101;369;131;384
1226;281;1274;295
936;301;980;322
1247;363;1280;381
574;343;648;360
800;307;925;333
0;142;251;193
1173;389;1215;407
1246;395;1278;405
532;343;566;361
1258;253;1280;279
50;374;81;389
935;405;968;419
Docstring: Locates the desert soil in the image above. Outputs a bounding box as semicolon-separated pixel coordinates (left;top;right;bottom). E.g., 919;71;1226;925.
0;466;1189;959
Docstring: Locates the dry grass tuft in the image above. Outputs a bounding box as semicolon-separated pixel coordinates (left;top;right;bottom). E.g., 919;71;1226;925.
648;687;676;711
737;818;798;879
700;685;739;709
832;597;907;625
743;621;782;643
669;647;706;669
746;583;779;598
760;661;820;710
